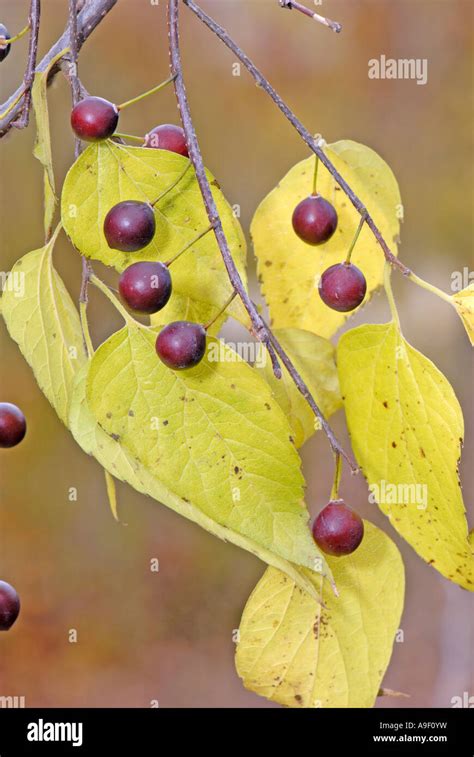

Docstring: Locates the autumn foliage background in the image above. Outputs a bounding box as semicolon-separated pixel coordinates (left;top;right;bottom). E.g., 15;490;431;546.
0;0;472;707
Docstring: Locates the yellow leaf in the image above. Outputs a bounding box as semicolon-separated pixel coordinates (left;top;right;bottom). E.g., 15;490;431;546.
85;324;330;575
338;322;474;589
1;226;86;424
31;49;66;240
236;522;404;708
452;283;474;345
256;328;341;447
252;140;401;338
69;364;322;599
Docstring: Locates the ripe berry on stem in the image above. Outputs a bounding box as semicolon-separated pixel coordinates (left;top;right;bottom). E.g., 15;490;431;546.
104;201;156;252
70;96;119;142
0;581;20;631
0;403;26;448
119;261;172;314
0;23;11;62
318;262;367;312
144;124;188;156
292;195;338;245
312;500;364;556
156;321;207;370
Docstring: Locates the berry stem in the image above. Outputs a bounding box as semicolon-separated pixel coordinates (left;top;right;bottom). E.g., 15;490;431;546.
407;272;455;305
330;452;342;501
384;261;401;329
312;154;319;195
279;0;342;34
150;162;192;207
1;24;30;45
90;274;135;324
166;224;214;266
117;73;178;111
204;290;237;330
113;132;144;143
345;212;367;264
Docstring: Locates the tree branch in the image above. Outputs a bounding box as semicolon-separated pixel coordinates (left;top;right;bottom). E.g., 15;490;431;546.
279;0;342;34
0;0;117;137
168;0;355;471
13;0;41;130
183;0;410;277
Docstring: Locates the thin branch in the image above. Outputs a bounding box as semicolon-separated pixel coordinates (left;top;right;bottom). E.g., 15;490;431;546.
167;0;282;380
168;0;355;471
183;0;410;277
14;0;41;130
279;0;342;34
0;0;117;137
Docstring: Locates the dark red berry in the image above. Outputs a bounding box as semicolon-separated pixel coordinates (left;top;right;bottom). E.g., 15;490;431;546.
119;261;172;314
292;194;338;245
0;403;26;448
156;321;206;370
104;201;156;252
144;124;188;157
70;96;119;142
0;24;11;62
318;262;367;312
312;500;364;557
0;581;20;631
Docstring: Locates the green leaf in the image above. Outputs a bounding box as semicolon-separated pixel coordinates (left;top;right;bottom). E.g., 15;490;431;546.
252;140;401;338
338;322;474;590
452;283;474;346
61;141;247;324
1;226;86;424
69;363;323;599
85;322;329;574
31;50;65;240
236;522;404;708
256;328;341;448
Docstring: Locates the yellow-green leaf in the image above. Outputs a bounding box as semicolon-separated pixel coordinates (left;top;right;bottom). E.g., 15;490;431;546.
338;322;474;589
69;363;322;599
236;522;404;708
1;226;86;424
256;327;341;447
452;283;474;345
31;49;66;240
61;141;246;324
85;322;329;574
252;140;401;338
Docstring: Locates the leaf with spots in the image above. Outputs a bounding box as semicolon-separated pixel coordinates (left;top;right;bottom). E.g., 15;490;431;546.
236;522;404;708
338;321;474;590
1;226;86;424
256;328;342;448
252;140;401;338
85;322;331;576
61;141;247;326
69;363;321;597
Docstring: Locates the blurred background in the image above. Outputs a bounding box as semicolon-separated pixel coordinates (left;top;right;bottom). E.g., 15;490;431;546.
0;0;472;708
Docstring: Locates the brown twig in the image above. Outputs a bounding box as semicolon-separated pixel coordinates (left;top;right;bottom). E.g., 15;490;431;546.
13;0;41;130
0;0;117;137
168;0;355;471
183;0;410;277
279;0;342;34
